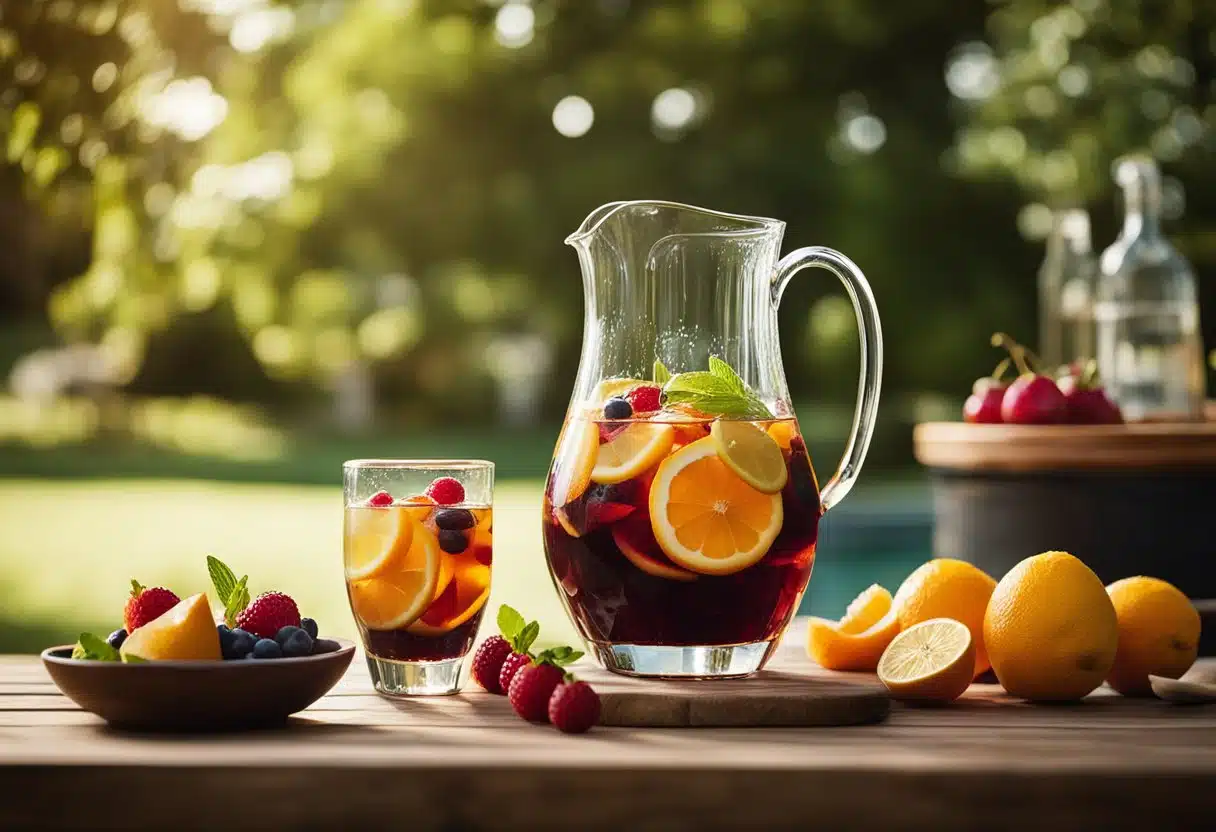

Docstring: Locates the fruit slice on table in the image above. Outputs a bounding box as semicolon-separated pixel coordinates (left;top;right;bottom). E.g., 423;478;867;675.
407;559;492;635
591;422;675;485
611;512;698;582
120;593;222;662
348;525;440;630
877;618;976;703
344;506;416;581
648;436;783;576
550;417;600;507
806;584;901;672
710;420;788;494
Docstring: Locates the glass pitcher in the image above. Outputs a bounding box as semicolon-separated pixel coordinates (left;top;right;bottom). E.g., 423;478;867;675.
542;200;882;678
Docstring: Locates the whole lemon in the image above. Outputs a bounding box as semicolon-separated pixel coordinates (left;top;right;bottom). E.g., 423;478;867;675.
984;551;1118;702
892;558;997;677
1105;576;1200;697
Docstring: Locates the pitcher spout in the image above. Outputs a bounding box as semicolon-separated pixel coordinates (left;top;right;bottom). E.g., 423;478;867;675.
565;200;783;250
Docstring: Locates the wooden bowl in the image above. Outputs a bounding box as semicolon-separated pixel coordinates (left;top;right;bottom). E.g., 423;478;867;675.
41;640;355;731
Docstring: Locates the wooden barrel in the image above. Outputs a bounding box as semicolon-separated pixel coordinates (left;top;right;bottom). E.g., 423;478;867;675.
913;420;1216;653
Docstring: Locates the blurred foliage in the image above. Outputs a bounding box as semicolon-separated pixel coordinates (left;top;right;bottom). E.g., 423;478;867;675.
1;0;1212;423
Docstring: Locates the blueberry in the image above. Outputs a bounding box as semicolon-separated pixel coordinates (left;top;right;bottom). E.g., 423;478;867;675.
438;529;469;554
434;508;475;531
281;629;314;658
229;629;256;657
106;628;128;649
312;638;341;655
274;625;303;647
300;618;318;640
603;397;632;420
252;638;283;659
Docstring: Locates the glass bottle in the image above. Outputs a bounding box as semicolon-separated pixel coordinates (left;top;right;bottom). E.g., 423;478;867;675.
1095;155;1204;421
1038;209;1097;368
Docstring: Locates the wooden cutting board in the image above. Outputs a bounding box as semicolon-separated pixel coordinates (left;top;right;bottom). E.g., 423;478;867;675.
575;663;890;728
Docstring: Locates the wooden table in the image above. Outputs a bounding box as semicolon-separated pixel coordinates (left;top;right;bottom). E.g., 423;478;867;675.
3;625;1215;830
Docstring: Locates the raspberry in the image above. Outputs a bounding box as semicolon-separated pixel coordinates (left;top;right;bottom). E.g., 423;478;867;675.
236;592;301;639
498;651;533;694
548;680;601;734
508;662;565;723
626;384;662;414
471;635;513;694
123;581;181;632
425;477;465;506
367;490;394;507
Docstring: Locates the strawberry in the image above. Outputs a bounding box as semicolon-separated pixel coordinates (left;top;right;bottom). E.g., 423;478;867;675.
625;384;662;414
235;591;301;639
471;635;513;694
425;477;465;506
549;680;601;734
509;662;566;723
498;651;533;693
123;581;181;632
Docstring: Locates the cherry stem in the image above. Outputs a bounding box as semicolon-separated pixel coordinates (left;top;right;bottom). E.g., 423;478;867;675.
990;333;1033;376
990;357;1011;382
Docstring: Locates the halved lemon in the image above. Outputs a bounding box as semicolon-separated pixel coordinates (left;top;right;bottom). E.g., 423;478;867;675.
591;422;674;484
648;436;783;576
344;505;416;581
348;525;440;630
806;585;901;672
612;513;698;582
406;559;492;635
550;417;599;507
710;420;788;494
877;618;976;703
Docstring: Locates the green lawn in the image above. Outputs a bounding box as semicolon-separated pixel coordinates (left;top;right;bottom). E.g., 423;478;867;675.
0;479;579;653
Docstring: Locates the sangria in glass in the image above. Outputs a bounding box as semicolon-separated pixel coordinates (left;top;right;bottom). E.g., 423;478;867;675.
543;201;882;678
344;459;493;695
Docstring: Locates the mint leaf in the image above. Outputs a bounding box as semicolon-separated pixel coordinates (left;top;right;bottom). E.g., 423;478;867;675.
653;359;671;384
662;359;773;419
129;579;144;598
537;645;584;667
207;555;238;606
708;356;748;397
72;633;119;661
497;604;525;640
516;620;540;654
224;575;250;627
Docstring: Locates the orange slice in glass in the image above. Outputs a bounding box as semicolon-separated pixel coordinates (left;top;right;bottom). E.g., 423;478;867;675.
591;422;674;484
406;559;492;635
344;505;416;581
551;417;599;507
348;524;440;630
648;436;783;576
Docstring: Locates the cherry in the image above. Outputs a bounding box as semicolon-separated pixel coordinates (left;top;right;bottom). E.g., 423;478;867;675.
991;333;1067;425
962;358;1010;424
1057;360;1123;425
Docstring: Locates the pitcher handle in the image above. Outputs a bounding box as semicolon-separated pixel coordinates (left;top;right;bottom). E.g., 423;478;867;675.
772;247;882;513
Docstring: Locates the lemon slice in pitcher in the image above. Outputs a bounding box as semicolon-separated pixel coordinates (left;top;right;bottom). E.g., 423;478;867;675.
591;422;674;484
710;420;788;494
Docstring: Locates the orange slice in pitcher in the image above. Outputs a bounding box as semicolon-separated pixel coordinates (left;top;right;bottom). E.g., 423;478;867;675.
591;422;674;484
649;436;783;576
406;559;492;635
344;505;416;581
611;513;697;582
347;524;440;630
710;420;788;494
551;417;599;506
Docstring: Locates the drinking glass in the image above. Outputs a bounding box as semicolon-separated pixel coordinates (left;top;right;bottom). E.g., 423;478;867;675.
343;459;494;696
